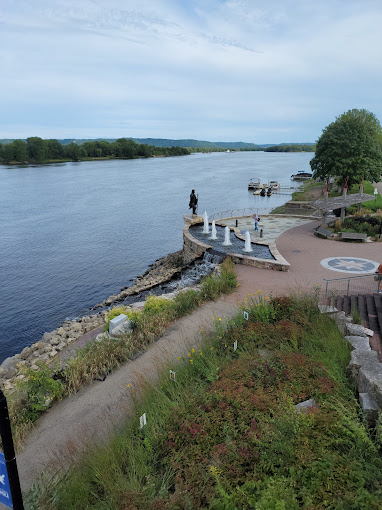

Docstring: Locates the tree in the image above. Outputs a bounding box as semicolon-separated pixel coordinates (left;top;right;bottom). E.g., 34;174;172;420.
310;109;382;188
12;139;28;161
27;137;48;162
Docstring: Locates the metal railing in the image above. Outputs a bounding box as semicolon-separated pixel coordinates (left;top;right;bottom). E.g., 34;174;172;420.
209;207;275;221
323;274;381;296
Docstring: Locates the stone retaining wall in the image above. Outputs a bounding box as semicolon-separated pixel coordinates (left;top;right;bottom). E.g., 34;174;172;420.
182;220;290;271
319;306;382;426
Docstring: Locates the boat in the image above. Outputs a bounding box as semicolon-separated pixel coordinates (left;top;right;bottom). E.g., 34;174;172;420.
291;171;313;181
266;188;273;196
248;178;261;190
253;188;262;195
269;180;279;189
260;188;266;197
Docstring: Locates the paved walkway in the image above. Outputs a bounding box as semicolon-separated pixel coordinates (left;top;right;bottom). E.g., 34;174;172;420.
15;212;382;496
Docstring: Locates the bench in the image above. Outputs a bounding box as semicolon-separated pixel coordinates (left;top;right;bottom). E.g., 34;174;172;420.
340;232;368;242
314;227;333;239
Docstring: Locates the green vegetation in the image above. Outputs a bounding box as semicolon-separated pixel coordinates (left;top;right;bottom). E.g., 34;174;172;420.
264;144;315;152
291;180;324;201
310;109;382;188
26;291;382;509
6;259;237;449
0;137;190;164
334;214;382;239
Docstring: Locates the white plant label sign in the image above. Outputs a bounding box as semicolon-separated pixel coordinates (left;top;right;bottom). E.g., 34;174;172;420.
140;413;147;428
234;341;238;351
243;311;249;320
170;370;176;382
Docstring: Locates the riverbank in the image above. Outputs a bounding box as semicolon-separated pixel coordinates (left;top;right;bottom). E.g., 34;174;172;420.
0;249;202;391
1;153;190;166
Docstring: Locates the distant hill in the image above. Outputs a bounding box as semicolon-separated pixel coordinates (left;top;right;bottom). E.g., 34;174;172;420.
0;138;315;148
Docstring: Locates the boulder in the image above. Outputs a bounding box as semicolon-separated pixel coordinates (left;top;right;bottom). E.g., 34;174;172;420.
294;399;318;413
346;323;373;337
56;327;67;338
20;347;32;360
359;393;379;427
345;335;371;351
358;365;382;407
0;357;17;379
41;332;55;343
346;350;379;381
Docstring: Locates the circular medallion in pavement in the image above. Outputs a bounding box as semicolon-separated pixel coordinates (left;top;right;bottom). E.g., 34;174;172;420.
321;257;379;274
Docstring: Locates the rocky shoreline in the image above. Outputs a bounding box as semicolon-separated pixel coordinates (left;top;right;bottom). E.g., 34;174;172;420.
0;249;199;391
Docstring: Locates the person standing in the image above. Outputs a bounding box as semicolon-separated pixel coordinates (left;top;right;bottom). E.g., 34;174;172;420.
254;213;259;231
189;189;198;215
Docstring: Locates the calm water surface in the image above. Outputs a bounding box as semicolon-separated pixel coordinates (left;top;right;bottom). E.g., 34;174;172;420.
0;151;313;362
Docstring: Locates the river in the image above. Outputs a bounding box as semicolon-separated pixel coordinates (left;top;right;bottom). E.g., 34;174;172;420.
0;151;313;362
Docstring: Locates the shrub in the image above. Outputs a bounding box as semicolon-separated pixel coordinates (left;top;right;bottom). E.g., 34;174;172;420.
18;363;64;422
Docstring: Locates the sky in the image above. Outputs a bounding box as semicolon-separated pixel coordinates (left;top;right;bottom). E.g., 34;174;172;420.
1;0;382;144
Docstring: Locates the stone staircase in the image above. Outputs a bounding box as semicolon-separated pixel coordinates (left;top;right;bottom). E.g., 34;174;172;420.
325;294;382;359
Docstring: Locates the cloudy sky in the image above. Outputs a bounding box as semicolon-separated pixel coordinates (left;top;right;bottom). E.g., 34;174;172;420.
1;0;382;143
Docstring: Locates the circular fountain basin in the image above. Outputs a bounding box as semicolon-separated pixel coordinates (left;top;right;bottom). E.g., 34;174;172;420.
189;224;275;260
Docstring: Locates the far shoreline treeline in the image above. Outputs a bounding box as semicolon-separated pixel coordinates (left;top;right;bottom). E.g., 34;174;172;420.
0;136;316;165
0;137;191;165
264;144;316;152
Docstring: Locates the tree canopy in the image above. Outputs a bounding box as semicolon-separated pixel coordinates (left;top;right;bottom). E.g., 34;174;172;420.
310;109;382;188
0;137;190;164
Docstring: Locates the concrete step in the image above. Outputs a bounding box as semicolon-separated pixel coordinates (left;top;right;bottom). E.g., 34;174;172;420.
336;295;344;312
343;295;351;315
366;295;379;335
373;294;382;335
357;295;368;327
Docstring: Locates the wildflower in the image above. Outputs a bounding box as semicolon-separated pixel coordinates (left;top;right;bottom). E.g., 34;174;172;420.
127;384;131;387
191;348;195;353
190;359;193;364
177;356;181;360
187;353;191;357
218;318;221;321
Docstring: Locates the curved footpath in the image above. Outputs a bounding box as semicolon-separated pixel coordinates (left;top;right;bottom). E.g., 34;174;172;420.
15;217;382;495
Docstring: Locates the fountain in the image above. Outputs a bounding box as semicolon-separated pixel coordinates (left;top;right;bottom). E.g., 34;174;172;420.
203;211;209;234
210;220;217;240
243;230;253;252
222;226;232;246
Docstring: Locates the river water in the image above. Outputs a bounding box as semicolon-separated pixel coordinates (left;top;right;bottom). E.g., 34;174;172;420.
0;151;313;362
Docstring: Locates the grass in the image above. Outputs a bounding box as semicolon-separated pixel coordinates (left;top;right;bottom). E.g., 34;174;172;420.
25;290;382;509
6;259;237;449
291;180;324;201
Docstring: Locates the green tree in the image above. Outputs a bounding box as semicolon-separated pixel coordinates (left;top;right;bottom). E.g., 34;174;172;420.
27;137;48;162
12;139;28;161
0;142;15;163
310;109;382;188
46;139;64;159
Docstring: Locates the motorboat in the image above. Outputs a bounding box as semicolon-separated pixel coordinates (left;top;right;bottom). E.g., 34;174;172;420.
291;171;313;181
248;178;261;190
269;180;279;189
266;188;273;196
260;188;266;197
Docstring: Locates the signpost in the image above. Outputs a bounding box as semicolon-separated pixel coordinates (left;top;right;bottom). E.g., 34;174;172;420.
0;390;23;509
0;453;13;509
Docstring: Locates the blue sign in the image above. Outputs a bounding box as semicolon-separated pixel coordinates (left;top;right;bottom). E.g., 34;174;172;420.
0;453;12;509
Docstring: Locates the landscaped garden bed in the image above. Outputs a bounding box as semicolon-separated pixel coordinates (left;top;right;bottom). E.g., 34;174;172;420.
26;291;382;509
